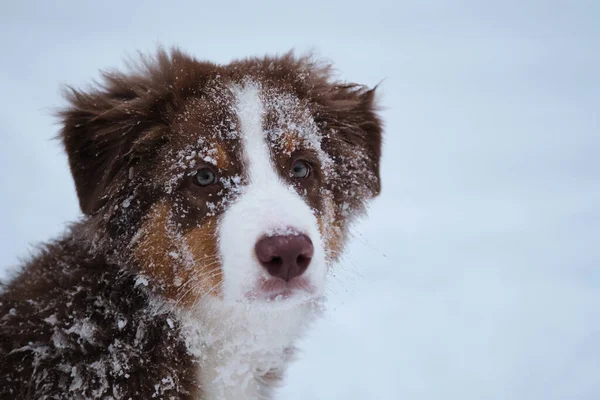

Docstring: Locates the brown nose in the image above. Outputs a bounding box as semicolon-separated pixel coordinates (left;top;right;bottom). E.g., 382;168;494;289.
255;234;314;281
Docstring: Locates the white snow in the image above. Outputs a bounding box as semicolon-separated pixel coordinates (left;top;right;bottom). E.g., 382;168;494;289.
44;314;58;325
134;276;149;288
117;319;127;330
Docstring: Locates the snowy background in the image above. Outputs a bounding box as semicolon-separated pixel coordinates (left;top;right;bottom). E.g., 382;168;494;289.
1;1;599;399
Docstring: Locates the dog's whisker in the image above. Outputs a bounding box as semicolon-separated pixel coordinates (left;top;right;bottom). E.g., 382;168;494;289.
348;228;389;260
183;281;222;320
172;270;224;308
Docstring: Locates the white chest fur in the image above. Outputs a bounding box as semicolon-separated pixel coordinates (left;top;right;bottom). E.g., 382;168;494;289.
175;299;319;400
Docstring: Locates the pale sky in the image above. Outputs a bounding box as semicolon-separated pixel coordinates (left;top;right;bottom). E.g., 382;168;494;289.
1;1;599;399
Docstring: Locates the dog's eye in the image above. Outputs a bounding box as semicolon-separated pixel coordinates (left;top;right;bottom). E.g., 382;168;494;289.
194;167;217;186
291;160;311;179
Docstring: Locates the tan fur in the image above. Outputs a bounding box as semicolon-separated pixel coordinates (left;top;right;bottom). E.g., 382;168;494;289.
211;142;230;170
282;130;302;155
183;219;222;299
133;201;222;306
317;196;345;263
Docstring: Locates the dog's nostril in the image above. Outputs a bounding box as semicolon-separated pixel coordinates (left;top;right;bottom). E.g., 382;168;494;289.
255;234;314;282
297;254;310;270
270;256;283;267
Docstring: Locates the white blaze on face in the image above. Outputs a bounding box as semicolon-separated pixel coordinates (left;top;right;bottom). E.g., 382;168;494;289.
217;82;327;304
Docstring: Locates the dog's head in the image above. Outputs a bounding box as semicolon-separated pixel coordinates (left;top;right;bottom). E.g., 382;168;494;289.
59;49;382;309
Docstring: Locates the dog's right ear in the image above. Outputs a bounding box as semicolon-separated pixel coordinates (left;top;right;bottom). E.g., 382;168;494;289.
59;85;150;215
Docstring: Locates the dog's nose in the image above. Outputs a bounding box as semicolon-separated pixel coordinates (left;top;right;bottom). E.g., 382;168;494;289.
255;234;314;281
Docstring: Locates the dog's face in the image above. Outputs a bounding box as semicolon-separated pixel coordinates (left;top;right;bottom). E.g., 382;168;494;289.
60;50;382;309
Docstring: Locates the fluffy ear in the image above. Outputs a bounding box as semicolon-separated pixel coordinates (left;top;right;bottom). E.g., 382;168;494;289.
351;87;382;196
320;84;383;197
59;87;150;215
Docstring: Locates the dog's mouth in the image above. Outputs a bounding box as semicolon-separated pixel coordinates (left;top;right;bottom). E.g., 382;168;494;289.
245;276;316;302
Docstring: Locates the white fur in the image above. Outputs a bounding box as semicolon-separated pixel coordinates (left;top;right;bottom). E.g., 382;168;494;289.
180;299;319;399
185;82;327;399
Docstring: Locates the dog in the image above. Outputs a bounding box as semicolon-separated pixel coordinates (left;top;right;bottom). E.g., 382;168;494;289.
0;48;382;399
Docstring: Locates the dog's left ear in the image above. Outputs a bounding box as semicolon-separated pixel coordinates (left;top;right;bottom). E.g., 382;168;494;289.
320;84;383;197
352;87;382;196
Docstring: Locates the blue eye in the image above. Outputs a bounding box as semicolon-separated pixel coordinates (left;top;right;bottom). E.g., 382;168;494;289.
291;160;311;179
194;167;217;186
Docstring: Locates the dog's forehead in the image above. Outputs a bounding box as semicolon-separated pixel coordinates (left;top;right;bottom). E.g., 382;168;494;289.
171;85;237;143
168;80;324;164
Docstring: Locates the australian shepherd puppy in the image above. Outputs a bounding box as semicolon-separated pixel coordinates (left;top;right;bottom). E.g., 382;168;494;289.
0;48;382;399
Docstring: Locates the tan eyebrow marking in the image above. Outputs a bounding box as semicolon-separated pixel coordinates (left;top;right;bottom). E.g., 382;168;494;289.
278;130;301;155
212;141;230;169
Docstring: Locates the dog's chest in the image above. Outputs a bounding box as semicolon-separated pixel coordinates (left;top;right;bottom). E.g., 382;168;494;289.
197;341;290;400
176;302;313;400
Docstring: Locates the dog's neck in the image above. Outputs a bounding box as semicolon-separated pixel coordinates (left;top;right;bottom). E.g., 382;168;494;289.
174;298;320;400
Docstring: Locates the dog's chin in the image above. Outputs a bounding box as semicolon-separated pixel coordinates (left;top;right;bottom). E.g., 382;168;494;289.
244;276;320;304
